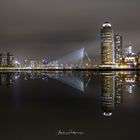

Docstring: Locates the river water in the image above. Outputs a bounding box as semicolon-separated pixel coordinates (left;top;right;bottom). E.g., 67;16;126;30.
0;71;140;140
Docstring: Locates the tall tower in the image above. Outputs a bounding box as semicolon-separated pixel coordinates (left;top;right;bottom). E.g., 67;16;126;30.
0;53;4;66
7;52;14;66
114;35;122;64
101;22;115;65
0;53;7;66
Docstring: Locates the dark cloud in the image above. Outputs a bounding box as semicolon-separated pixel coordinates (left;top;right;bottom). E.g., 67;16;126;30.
0;0;140;63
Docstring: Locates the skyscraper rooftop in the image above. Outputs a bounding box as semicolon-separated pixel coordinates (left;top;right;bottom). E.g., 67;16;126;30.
102;22;112;27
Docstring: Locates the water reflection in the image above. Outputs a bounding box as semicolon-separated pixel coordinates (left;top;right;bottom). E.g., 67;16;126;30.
0;73;15;86
100;71;139;116
48;71;91;92
0;71;140;117
101;74;115;116
0;71;91;92
101;72;123;116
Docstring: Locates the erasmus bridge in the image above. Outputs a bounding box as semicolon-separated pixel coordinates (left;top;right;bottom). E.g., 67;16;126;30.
48;48;92;69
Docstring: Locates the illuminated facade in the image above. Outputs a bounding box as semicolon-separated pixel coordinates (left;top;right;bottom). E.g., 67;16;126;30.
101;22;115;65
7;52;14;66
124;44;137;67
0;53;7;66
117;44;138;68
114;35;122;64
124;56;137;67
137;52;140;68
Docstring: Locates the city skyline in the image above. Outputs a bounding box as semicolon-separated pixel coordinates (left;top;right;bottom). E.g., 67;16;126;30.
0;22;139;67
1;1;140;139
0;0;140;63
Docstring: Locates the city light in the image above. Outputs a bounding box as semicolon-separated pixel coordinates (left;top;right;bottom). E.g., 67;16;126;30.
0;22;140;70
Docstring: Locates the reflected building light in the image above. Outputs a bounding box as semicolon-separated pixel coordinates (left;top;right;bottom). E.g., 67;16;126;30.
115;75;123;104
14;75;20;80
42;76;48;81
6;73;14;87
103;112;112;117
126;84;135;94
0;74;6;86
124;72;137;94
24;76;28;80
48;72;86;92
101;75;115;117
128;86;133;94
0;73;16;86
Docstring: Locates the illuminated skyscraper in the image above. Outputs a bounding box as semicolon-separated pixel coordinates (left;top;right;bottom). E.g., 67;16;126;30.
101;22;115;65
138;52;140;68
0;53;7;66
114;35;122;64
7;52;14;66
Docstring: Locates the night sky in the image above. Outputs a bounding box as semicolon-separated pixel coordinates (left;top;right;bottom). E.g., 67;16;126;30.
0;0;140;64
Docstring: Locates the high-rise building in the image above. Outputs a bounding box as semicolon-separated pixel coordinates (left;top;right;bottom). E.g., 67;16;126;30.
0;53;7;66
138;52;140;68
114;35;122;64
123;44;137;67
7;52;14;66
101;22;115;65
0;53;4;66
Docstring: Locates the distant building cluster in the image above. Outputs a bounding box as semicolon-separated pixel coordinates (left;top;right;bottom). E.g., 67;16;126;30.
0;52;15;67
101;22;140;68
